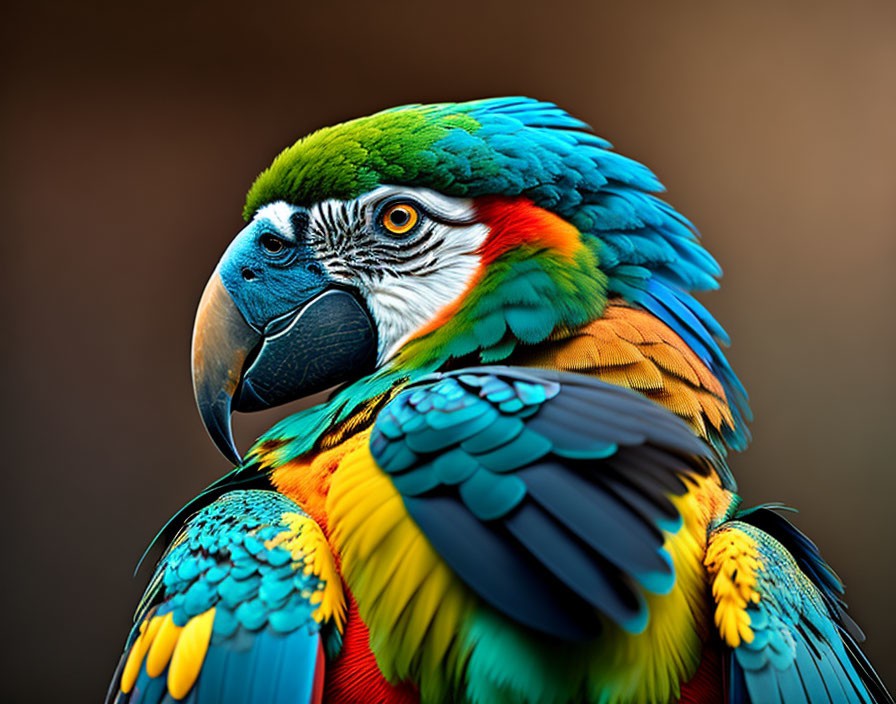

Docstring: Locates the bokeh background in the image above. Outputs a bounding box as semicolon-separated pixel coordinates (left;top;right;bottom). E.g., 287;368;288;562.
2;0;894;700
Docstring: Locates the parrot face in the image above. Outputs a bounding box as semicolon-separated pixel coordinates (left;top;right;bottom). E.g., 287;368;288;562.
193;185;503;463
192;98;750;464
294;185;489;361
225;186;490;360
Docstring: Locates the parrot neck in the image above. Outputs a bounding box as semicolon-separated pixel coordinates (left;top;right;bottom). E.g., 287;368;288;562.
393;239;609;370
250;294;745;513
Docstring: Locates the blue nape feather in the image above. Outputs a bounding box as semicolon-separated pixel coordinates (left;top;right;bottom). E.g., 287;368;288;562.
447;98;752;451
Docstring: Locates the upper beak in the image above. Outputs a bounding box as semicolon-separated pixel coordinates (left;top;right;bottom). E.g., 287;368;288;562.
191;272;260;465
191;270;378;465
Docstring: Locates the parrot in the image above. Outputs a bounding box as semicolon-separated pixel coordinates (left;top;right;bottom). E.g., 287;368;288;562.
107;98;892;704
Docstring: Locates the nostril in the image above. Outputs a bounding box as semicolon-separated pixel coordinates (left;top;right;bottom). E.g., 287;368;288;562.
306;262;324;277
241;267;257;281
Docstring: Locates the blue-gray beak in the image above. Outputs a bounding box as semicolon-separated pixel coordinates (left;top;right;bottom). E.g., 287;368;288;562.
191;271;377;465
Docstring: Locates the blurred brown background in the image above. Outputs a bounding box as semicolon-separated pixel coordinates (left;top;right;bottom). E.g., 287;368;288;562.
2;0;894;701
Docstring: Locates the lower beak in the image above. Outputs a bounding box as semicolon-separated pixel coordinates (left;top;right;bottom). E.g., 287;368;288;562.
191;272;378;465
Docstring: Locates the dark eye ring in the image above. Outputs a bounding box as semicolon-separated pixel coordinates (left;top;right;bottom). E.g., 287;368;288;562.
260;232;286;254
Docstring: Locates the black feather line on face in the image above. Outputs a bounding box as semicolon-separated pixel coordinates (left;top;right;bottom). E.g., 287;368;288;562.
307;199;446;282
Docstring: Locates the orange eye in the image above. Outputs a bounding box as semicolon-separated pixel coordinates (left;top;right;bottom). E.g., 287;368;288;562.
381;203;419;234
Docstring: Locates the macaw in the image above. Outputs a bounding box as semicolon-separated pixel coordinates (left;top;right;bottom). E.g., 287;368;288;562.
107;98;891;704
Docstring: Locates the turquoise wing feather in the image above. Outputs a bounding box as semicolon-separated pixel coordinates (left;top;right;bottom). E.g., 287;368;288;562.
709;510;891;704
369;365;716;640
107;490;342;704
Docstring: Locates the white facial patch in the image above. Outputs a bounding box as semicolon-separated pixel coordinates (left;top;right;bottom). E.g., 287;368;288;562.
254;201;300;241
363;222;487;362
304;186;489;363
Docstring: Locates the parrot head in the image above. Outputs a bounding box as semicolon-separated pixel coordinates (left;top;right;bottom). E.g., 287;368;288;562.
192;98;741;464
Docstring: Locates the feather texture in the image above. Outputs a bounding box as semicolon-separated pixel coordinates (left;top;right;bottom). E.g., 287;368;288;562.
513;302;738;486
109;491;342;704
706;514;889;704
354;366;725;702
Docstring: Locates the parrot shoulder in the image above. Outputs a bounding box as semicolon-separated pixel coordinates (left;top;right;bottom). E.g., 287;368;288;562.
108;490;344;704
706;508;891;704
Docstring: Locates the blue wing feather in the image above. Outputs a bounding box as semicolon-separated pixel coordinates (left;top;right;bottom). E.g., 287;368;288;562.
371;366;715;640
109;491;332;704
719;511;891;704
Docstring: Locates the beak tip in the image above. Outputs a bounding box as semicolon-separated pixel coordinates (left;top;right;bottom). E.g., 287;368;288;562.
196;395;244;466
222;445;244;467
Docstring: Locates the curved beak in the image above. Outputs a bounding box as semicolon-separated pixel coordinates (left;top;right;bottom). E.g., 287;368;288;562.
191;271;378;465
191;273;260;465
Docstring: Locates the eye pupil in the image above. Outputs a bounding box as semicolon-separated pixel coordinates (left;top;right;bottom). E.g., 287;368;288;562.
390;209;409;226
261;233;284;253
